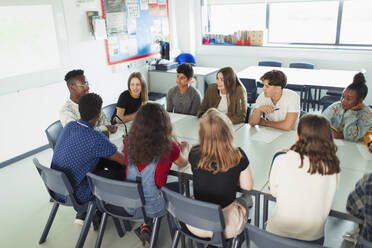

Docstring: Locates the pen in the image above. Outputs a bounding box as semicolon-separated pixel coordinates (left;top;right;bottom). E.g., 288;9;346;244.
274;108;280;111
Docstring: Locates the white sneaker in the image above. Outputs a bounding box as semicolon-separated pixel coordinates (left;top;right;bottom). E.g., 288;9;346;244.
74;218;85;226
343;226;360;244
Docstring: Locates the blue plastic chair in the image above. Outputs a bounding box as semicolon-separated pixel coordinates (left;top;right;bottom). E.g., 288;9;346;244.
102;103;116;125
33;158;91;245
45;120;63;150
289;62;315;69
161;187;244;248
244;223;324;248
85;172;163;248
176;53;196;65
258;61;282;67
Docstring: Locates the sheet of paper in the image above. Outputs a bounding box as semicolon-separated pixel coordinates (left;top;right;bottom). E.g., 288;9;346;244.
127;37;138;56
106;12;127;34
249;127;283;144
127;4;140;18
334;139;345;147
357;143;372;160
170;113;185;124
93;18;107;40
140;0;149;10
108;37;119;56
149;0;157;4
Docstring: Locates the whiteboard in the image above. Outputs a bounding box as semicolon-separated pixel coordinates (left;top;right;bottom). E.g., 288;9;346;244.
0;0;69;95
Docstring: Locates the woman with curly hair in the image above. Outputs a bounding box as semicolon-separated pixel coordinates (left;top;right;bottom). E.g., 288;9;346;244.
122;103;188;245
266;114;341;245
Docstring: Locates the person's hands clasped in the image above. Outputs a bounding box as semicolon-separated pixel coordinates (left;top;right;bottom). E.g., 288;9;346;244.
179;141;189;153
258;105;275;115
106;125;118;133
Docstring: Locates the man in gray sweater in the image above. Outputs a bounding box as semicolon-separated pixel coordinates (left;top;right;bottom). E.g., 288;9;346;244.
166;63;201;115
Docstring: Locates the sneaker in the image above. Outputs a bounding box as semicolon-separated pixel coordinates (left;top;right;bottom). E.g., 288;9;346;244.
74;212;87;226
134;224;152;247
343;226;360;244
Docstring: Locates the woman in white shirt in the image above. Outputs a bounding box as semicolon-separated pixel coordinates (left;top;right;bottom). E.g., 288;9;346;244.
267;114;340;245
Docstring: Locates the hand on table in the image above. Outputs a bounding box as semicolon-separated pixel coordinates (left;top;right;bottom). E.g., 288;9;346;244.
332;129;344;139
258;105;275;115
106;125;118;133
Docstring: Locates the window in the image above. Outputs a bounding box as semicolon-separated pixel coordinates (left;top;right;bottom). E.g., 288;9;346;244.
201;0;372;47
340;0;372;45
269;2;338;44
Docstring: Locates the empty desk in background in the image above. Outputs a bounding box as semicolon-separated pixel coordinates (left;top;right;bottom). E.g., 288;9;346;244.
148;66;219;96
238;66;359;111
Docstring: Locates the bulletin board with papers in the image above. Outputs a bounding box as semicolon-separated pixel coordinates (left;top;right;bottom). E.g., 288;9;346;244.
101;0;169;65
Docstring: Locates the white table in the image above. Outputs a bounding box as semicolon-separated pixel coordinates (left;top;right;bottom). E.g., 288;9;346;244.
148;66;219;96
238;66;359;89
110;113;371;225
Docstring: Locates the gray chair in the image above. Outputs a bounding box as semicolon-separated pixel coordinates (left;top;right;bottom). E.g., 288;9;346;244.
33;158;91;245
289;62;315;70
258;61;282;67
102;103;116;125
161;187;244;248
85;172;163;248
244;223;324;248
240;78;257;123
362;239;372;248
45;120;63;150
319;90;342;112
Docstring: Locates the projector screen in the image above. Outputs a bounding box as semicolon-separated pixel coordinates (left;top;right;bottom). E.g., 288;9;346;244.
0;0;68;95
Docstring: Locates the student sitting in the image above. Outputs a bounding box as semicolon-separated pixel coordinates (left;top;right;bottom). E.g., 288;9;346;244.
198;67;247;124
346;171;372;242
114;72;148;123
188;108;254;238
249;70;300;131
122;103;189;245
60;69;117;135
364;128;372;153
266;114;340;245
166;63;201;115
52;93;126;224
323;72;372;141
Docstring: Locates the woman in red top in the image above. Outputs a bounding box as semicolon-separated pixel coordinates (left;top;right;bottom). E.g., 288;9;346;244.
122;103;189;246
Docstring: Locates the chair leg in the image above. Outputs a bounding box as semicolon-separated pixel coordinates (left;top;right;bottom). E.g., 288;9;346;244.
113;217;124;237
166;214;176;238
171;230;181;248
75;202;96;248
95;213;108;248
196;242;203;248
149;217;162;248
244;229;250;248
123;220;133;232
39;202;59;244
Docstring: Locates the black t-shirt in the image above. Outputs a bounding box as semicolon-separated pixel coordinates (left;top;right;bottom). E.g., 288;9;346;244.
189;146;249;208
115;90;142;117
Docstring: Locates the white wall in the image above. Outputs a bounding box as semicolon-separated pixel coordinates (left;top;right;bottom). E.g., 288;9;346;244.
0;0;149;163
173;0;372;105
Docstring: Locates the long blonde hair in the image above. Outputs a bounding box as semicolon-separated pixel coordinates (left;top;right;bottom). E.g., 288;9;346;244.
197;108;242;173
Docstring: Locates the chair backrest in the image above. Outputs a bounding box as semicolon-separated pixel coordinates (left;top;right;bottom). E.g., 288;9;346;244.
240;78;257;104
161;187;226;245
245;224;324;248
102;103;116;125
45;120;63;150
289;62;315;69
362;239;372;248
258;61;282;67
176;53;196;65
87;172;149;222
33;158;87;212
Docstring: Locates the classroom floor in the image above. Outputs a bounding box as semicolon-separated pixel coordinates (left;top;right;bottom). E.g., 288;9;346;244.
0;148;357;248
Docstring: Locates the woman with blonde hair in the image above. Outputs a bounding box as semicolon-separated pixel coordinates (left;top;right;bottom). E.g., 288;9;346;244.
188;108;254;238
198;67;247;124
267;114;341;245
114;72;148;123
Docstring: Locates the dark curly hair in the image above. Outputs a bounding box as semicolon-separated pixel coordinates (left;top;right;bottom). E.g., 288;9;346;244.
128;103;173;165
346;72;368;101
78;93;102;121
65;69;84;86
290;114;340;175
